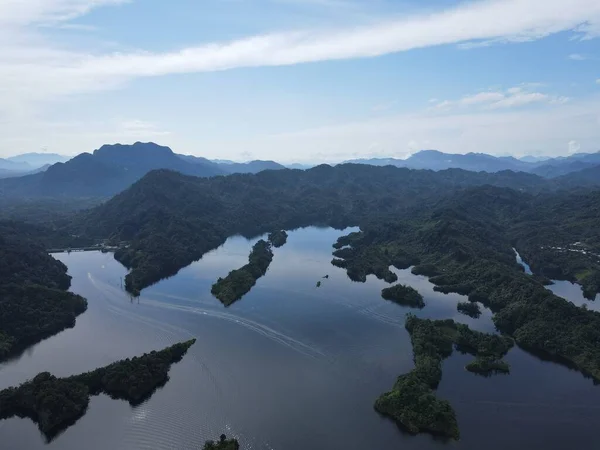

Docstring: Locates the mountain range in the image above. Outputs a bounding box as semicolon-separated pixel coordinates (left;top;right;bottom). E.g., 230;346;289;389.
0;143;287;197
1;143;600;198
345;149;600;177
0;153;69;178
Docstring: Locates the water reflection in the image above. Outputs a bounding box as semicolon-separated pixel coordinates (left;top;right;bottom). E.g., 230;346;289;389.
547;280;600;311
513;249;600;310
1;227;600;450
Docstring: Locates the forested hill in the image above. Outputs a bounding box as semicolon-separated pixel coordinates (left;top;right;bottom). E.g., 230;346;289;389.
72;164;548;294
0;142;224;198
0;222;88;361
331;185;600;383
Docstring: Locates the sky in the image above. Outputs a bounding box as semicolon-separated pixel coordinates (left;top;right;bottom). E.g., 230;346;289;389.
0;0;599;163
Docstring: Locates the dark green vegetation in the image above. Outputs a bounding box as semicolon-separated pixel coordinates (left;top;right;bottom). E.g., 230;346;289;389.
0;222;88;361
512;191;600;299
381;284;425;308
457;301;482;318
375;316;513;439
268;229;288;247
0;340;195;440
71;164;551;295
332;186;600;381
203;434;240;450
465;357;510;376
211;240;274;306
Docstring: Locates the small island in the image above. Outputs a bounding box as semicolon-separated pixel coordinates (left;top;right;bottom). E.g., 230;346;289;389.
381;284;425;308
457;301;481;318
203;434;240;450
375;316;513;440
465;357;510;376
0;339;196;440
268;230;288;248
211;240;274;306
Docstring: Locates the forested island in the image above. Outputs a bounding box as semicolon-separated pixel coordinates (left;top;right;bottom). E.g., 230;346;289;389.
268;230;288;248
0;222;88;361
211;240;274;306
203;434;240;450
457;301;481;318
375;315;513;439
381;284;425;308
0;339;195;440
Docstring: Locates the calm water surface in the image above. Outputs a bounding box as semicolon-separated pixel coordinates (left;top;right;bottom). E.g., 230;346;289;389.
2;227;600;449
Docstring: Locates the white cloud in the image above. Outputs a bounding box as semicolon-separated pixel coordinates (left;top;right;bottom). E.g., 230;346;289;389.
568;140;581;154
1;0;600;109
0;0;128;26
432;85;569;110
569;53;588;60
371;101;397;112
489;91;548;108
119;119;171;136
460;92;506;105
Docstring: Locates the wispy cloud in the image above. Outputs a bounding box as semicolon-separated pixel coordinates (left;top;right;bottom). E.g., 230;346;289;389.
0;0;129;26
1;0;600;108
432;86;569;110
244;95;600;162
569;53;589;60
119;119;171;136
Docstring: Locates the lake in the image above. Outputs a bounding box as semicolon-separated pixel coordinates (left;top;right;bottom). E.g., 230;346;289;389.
2;227;600;449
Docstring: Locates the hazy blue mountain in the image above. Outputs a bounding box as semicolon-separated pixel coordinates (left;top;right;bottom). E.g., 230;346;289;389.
346;149;600;177
181;154;285;174
0;168;19;178
343;158;404;167
0;162;52;179
178;154;222;169
286;163;314;170
519;155;551;163
0;158;31;173
7;153;69;169
531;160;596;178
555;164;600;188
0;142;224;197
345;150;530;172
219;160;285;174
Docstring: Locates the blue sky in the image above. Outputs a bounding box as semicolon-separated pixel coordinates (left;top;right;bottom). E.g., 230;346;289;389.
1;0;599;163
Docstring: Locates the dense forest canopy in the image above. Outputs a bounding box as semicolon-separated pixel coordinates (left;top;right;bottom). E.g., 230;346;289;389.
332;186;600;381
69;164;557;294
0;222;88;361
0;339;195;440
